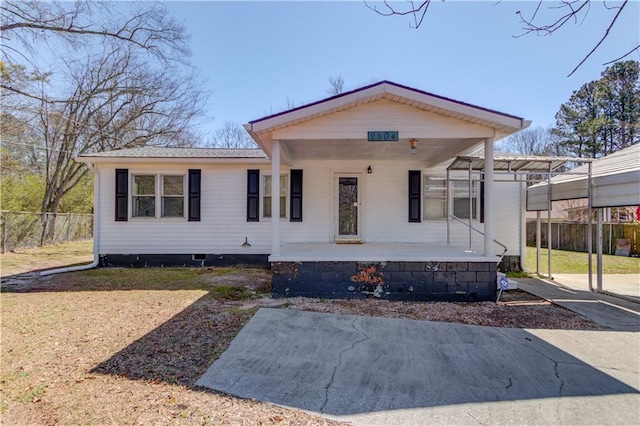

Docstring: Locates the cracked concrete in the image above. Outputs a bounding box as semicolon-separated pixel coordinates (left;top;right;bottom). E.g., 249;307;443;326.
320;317;370;414
196;308;639;425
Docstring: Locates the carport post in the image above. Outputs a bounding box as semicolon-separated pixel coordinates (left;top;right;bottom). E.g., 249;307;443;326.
446;169;451;246
483;137;494;256
271;140;281;257
536;211;541;275
547;162;552;279
596;208;603;291
587;162;593;291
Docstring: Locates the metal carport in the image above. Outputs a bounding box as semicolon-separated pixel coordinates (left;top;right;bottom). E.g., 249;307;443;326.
527;144;640;292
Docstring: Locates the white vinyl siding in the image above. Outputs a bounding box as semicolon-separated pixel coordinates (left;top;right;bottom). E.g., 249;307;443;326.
97;160;523;256
271;99;495;140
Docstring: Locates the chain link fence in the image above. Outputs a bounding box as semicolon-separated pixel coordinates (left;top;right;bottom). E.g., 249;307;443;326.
1;211;93;253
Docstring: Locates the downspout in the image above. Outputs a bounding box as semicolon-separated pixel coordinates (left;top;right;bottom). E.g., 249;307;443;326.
41;166;100;276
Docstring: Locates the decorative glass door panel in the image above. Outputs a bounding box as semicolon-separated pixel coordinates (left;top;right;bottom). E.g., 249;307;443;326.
336;175;361;239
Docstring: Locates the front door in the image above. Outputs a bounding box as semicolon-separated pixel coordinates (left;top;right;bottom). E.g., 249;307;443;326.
335;174;361;241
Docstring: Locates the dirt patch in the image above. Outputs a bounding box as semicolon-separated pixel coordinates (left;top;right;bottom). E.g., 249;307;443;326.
0;266;596;425
280;290;596;329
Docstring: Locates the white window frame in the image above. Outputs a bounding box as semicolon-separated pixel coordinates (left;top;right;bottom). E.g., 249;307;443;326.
130;173;186;220
423;175;480;221
452;179;480;221
423;175;446;221
262;174;288;220
160;174;186;219
131;174;157;219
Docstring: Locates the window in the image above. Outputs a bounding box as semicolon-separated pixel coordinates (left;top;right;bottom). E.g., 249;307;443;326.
162;175;184;217
132;175;156;217
263;175;287;218
132;174;185;218
423;176;446;220
452;180;478;220
423;176;480;220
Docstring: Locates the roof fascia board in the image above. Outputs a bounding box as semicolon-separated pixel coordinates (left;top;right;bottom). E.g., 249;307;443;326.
75;157;270;165
387;84;527;131
248;85;387;133
248;82;530;137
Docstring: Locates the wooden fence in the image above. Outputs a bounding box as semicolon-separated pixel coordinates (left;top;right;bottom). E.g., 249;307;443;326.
526;221;640;255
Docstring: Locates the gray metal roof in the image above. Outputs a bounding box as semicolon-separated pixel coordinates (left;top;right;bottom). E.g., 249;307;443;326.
78;147;267;159
527;144;640;209
447;153;587;172
531;143;640;185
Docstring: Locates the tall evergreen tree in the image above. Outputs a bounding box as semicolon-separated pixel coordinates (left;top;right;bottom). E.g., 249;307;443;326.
552;60;639;158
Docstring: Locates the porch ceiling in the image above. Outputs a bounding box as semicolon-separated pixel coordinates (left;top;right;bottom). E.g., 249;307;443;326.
282;137;483;165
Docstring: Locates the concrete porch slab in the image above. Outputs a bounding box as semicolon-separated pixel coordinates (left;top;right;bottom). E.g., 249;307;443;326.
270;243;500;262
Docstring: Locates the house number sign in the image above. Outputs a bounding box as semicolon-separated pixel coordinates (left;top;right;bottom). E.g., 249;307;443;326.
367;131;399;142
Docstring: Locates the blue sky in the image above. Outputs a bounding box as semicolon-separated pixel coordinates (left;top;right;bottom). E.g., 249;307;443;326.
165;1;639;137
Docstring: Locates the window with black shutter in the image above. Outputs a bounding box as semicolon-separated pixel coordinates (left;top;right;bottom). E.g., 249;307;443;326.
408;170;421;222
188;169;201;221
115;169;128;221
247;169;260;221
290;169;303;222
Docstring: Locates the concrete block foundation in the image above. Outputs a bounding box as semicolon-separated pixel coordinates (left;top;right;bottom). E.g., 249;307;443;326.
272;261;498;302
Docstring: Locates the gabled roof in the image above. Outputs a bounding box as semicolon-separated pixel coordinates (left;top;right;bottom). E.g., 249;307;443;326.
245;80;530;137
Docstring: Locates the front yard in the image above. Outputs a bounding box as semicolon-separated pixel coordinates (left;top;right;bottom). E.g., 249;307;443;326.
0;265;597;425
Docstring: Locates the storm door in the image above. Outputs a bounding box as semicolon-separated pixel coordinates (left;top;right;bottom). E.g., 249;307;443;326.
335;174;362;241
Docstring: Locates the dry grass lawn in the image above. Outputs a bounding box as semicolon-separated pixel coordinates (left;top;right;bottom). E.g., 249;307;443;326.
1;264;596;425
0;240;93;277
1;268;341;425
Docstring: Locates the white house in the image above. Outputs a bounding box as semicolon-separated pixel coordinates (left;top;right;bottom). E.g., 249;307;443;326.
77;81;542;301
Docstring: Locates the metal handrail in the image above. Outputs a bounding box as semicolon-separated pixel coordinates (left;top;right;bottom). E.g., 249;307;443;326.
448;215;508;258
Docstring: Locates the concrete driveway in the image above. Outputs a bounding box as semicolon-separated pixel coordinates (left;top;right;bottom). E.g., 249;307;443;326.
196;308;639;425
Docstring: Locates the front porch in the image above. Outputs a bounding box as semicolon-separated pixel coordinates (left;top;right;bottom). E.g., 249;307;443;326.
271;242;499;262
271;243;499;302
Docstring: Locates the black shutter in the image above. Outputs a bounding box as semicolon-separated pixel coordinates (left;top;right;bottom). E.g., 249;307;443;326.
188;169;201;221
115;168;128;221
247;169;259;221
290;169;303;222
480;180;485;223
408;170;421;222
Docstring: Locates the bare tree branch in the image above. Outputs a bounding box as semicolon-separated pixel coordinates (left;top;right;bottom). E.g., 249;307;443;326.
367;0;636;76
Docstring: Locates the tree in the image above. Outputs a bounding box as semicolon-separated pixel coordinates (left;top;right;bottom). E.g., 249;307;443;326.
326;76;345;96
1;1;189;101
496;126;557;156
598;60;640;153
365;1;638;76
552;60;639;158
1;1;206;242
206;121;256;148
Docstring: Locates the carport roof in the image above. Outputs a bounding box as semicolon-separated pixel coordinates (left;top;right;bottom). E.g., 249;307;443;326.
448;153;584;172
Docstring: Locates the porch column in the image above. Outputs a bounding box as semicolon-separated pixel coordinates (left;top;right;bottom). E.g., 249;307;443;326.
484;137;495;256
271;140;281;257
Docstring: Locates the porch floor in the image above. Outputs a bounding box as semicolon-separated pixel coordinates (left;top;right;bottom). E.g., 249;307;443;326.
270;243;500;263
